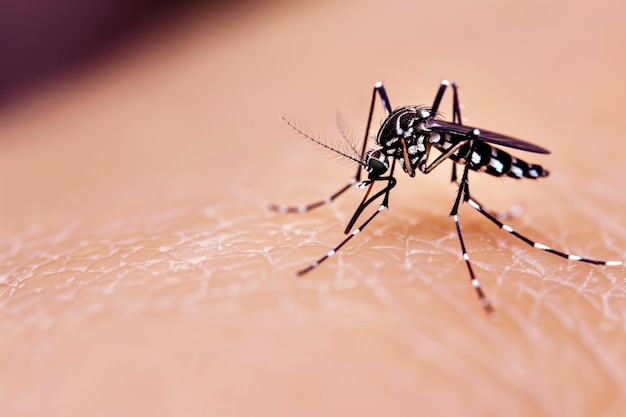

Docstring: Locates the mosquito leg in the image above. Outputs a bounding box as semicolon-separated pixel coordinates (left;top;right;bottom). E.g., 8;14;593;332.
356;82;392;182
297;174;397;275
442;85;516;315
466;195;524;222
450;168;497;314
297;204;386;276
449;139;475;217
447;81;463;183
446;171;524;222
445;138;496;314
430;79;450;115
466;196;623;266
268;180;357;213
451;164;458;183
451;214;497;315
451;82;461;121
423;140;468;174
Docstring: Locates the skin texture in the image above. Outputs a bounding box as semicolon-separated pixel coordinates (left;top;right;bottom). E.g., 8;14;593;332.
1;1;626;416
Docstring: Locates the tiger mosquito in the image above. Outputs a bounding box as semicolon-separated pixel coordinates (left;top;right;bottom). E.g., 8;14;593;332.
270;81;623;315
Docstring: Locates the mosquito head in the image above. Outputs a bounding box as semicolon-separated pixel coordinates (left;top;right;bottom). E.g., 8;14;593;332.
364;149;389;179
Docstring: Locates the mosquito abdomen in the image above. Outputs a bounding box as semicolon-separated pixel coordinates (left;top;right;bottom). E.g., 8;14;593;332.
450;140;549;179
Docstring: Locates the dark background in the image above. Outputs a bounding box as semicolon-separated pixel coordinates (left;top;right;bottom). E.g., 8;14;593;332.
0;0;241;104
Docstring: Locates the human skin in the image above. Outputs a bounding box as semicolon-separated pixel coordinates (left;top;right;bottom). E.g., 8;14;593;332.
1;1;626;416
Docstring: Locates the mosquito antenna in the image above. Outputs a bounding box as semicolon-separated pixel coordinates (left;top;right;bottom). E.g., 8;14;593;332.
281;116;366;167
335;111;364;157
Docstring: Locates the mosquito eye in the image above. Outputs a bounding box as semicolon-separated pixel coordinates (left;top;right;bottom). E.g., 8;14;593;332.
365;150;389;178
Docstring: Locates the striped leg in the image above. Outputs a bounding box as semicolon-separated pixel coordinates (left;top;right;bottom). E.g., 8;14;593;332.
297;204;387;276
297;175;397;275
466;197;623;266
471;196;524;222
448;152;496;315
269;180;357;213
451;81;461;183
452;214;496;316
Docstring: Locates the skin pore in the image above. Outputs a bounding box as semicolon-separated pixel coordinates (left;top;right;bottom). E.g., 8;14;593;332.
1;1;626;416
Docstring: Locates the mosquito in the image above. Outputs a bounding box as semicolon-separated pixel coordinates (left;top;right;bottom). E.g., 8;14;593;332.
270;80;623;315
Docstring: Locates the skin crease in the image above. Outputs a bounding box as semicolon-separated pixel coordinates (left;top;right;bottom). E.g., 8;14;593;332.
1;1;626;416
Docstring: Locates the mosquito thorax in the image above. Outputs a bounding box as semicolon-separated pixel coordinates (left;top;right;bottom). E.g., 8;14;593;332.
376;105;433;176
364;149;389;179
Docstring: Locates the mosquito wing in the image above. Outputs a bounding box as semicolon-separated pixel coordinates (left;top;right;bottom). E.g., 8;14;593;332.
426;119;550;154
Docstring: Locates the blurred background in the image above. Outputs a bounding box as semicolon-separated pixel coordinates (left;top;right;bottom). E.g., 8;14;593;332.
0;0;282;105
0;0;224;105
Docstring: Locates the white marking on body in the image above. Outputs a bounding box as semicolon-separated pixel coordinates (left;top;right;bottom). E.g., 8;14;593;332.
534;243;552;250
471;152;482;165
473;128;481;136
420;109;431;118
408;145;418;154
568;255;582;261
417;138;426;152
606;261;623;266
502;224;514;232
430;132;441;143
511;163;524;177
490;158;504;173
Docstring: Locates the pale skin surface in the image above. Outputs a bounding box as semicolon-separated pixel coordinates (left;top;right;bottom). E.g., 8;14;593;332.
1;1;626;416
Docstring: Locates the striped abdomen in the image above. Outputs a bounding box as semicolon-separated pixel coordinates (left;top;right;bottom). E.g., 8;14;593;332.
445;139;549;179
